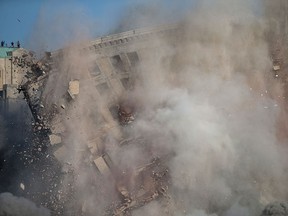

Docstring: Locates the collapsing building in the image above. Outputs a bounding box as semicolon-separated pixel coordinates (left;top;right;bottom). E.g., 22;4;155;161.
0;25;177;215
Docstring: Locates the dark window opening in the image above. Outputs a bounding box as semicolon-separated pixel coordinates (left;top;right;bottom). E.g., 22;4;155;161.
121;78;130;90
89;64;101;77
127;51;139;67
109;105;119;120
110;55;125;73
96;82;110;95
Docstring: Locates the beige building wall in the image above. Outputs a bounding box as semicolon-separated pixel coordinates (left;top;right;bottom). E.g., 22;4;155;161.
0;57;13;90
0;59;4;90
0;48;31;91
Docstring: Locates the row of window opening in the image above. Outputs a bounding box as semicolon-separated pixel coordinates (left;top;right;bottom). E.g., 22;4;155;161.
89;51;139;77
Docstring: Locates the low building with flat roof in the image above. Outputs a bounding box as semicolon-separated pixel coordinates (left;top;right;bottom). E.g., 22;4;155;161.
0;47;34;98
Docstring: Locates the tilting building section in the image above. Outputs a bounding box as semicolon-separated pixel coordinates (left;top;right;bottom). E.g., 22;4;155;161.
19;25;176;215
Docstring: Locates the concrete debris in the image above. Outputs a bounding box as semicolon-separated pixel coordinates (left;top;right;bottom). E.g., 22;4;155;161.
273;65;280;71
93;156;112;176
48;134;62;146
61;104;65;109
105;157;170;215
118;103;136;125
20;183;25;190
68;80;79;99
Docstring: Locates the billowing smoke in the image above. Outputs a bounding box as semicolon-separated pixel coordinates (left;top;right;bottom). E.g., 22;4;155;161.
9;0;288;215
0;192;50;216
126;1;288;215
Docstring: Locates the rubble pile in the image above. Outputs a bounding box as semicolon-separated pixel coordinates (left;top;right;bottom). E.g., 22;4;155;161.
118;102;136;125
110;158;170;216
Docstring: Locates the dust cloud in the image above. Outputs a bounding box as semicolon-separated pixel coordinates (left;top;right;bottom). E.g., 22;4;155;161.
141;1;286;215
88;1;288;215
52;0;287;215
0;192;50;216
128;0;288;215
7;0;288;215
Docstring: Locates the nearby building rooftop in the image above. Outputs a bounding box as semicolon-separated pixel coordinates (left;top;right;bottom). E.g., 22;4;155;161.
0;47;18;58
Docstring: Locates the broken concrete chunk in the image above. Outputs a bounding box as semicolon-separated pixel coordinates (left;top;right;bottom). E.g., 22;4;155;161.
49;134;62;146
61;104;65;109
273;65;280;71
20;183;25;190
93;156;112;176
68;80;79;99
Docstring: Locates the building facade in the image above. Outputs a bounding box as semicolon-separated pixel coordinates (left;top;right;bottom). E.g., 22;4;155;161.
20;25;177;215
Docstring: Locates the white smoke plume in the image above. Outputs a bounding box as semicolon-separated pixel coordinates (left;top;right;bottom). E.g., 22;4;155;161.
0;192;50;216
